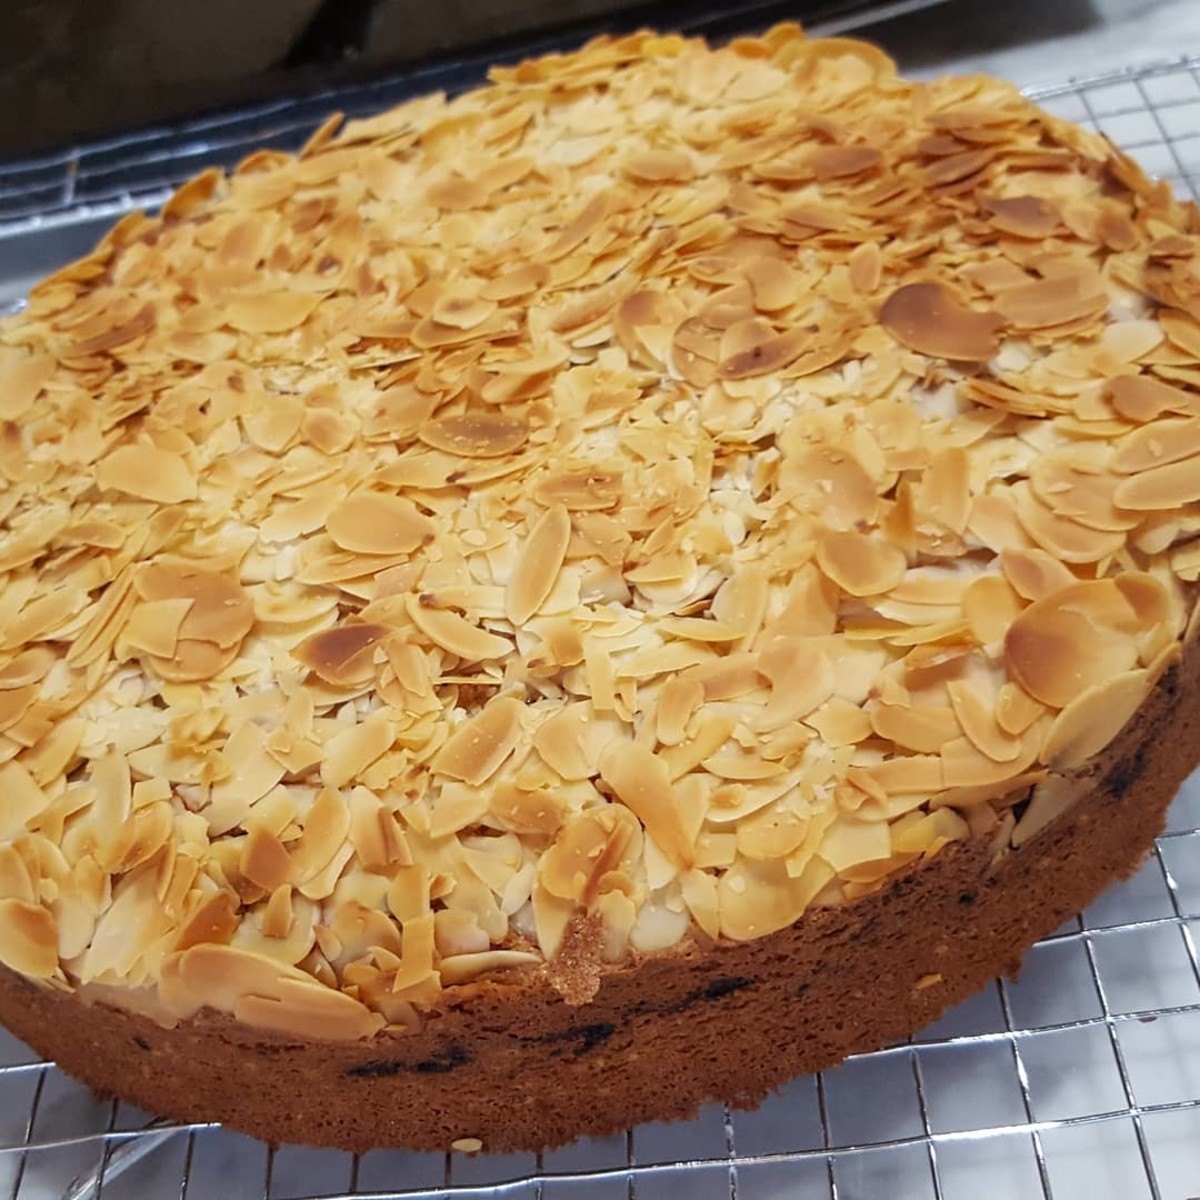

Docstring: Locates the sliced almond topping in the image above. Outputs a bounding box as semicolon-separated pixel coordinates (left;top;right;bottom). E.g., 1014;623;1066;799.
946;679;1022;763
1113;458;1200;510
432;696;524;786
0;900;59;978
293;623;390;687
224;291;322;334
419;411;529;458
326;492;435;555
406;596;511;661
1041;668;1150;770
599;741;693;868
95;444;197;504
322;712;395;790
1004;582;1141;708
755;637;835;731
623;149;695;183
506;505;571;626
879;282;1004;361
816;530;907;596
982;195;1060;239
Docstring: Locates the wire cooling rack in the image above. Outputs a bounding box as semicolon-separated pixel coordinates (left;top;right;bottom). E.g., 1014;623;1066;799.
0;51;1199;1200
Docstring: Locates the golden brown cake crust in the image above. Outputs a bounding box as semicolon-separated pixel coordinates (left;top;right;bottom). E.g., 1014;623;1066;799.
1;631;1195;1154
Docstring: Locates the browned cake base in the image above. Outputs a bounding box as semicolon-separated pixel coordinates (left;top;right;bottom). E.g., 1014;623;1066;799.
2;633;1196;1154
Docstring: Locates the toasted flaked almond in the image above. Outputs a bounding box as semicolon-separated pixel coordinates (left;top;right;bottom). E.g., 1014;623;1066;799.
419;411;528;458
946;679;1022;763
1004;582;1141;708
1000;548;1076;602
981;195;1060;238
1113;417;1200;475
755;637;835;731
599;741;693;867
326;492;434;555
654;677;705;747
816;530;907;597
406;596;511;661
0;350;55;421
718;855;833;942
1113;457;1200;510
432;696;524;786
293;623;390;687
995;682;1046;735
962;574;1024;645
849;755;944;796
1108;375;1196;422
120;598;194;659
879;282;1004;361
0;900;59;978
240;827;295;892
95;444;196;504
870;703;959;754
1011;775;1079;848
322;712;394;790
288;787;351;884
224;291;322;334
506;505;571;626
1041;668;1150;770
623;149;695;183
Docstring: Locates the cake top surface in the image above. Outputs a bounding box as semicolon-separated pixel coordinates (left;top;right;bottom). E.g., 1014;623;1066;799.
1;25;1199;1040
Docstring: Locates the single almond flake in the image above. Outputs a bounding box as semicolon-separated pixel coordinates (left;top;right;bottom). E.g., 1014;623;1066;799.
599;741;693;868
95;444;197;504
432;696;524;786
0;350;55;421
419;410;529;458
406;596;511;661
755;637;835;731
322;712;395;790
240;827;296;892
223;291;322;334
1004;582;1141;708
981;195;1060;239
1113;457;1200;510
120;598;194;659
816;530;907;597
326;491;434;555
1041;668;1150;770
1112;417;1200;475
870;703;960;754
879;282;1004;361
506;505;571;626
294;623;390;687
0;900;58;978
1000;548;1077;602
849;755;944;796
1108;375;1196;423
623;149;696;183
946;679;1022;763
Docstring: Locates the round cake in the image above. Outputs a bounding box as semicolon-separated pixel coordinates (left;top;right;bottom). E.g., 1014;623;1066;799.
1;25;1199;1154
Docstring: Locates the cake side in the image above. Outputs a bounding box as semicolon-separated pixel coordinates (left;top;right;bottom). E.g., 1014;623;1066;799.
1;623;1195;1154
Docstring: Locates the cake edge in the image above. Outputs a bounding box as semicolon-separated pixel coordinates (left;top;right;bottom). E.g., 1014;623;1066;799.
1;618;1196;1154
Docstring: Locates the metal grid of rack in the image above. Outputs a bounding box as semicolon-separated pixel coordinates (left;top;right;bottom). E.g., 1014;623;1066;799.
0;53;1198;1200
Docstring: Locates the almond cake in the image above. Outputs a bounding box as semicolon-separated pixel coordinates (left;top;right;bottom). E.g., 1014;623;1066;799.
0;24;1199;1153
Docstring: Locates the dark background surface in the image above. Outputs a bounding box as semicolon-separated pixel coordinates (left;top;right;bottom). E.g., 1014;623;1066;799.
0;0;941;160
0;0;1111;162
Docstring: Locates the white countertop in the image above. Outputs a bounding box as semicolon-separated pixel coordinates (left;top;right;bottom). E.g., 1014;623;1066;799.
854;0;1200;87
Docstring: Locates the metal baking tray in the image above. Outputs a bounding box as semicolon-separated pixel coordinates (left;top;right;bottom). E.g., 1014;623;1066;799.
0;50;1198;1200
